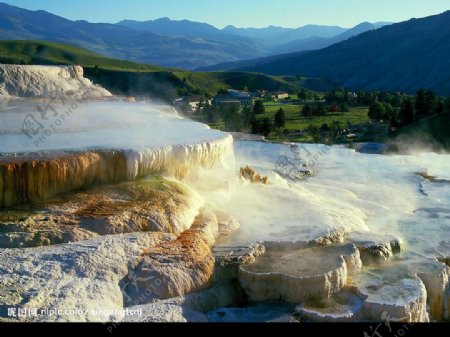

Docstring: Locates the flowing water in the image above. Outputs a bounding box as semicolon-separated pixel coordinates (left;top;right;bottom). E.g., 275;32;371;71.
191;141;450;262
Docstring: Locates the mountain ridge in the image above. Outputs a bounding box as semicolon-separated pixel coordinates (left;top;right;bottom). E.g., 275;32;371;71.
201;11;450;95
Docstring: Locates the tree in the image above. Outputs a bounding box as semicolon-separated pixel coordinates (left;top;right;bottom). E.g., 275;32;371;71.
313;103;326;116
368;102;386;122
223;104;243;131
445;97;450;115
274;108;286;128
253;100;265;115
340;103;350;112
260;117;273;137
250;117;273;137
302;104;313;117
399;99;414;125
436;99;445;114
384;103;394;121
415;89;436;118
203;105;220;123
307;125;321;143
329;103;339;113
320;123;330;131
330;121;343;140
325;87;346;103
242;106;255;129
298;89;312;102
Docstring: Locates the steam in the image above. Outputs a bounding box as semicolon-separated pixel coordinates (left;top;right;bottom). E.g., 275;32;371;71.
0;100;225;153
387;131;446;155
185;141;450;265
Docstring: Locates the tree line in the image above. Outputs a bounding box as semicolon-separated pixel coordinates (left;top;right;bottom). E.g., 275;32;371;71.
368;89;450;126
199;100;285;137
197;88;450;138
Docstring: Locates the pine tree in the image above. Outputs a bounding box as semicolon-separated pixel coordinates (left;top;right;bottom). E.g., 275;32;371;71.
274;108;286;128
302;104;313;117
253;100;265;115
399;99;414;125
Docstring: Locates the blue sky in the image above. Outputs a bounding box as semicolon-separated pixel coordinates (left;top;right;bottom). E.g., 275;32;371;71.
2;0;450;28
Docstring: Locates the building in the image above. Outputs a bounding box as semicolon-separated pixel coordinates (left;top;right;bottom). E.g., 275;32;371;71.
173;96;210;113
213;89;254;108
272;91;289;101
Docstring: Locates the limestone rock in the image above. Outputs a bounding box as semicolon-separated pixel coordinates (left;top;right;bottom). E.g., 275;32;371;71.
295;287;364;322
124;211;219;300
238;242;362;303
309;227;346;246
0;232;173;322
0;177;202;248
239;166;268;184
346;231;404;264
0;65;111;99
0;151;128;209
212;243;266;283
394;258;450;321
0;133;233;209
182;282;246;313
215;211;241;236
124;282;246;322
355;270;429;322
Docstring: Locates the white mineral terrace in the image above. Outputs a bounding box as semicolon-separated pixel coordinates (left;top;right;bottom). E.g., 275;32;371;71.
0;100;231;155
0;68;449;321
0;100;233;207
0;65;111;99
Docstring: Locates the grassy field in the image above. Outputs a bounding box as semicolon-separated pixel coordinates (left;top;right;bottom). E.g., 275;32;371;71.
0;40;166;72
194;102;370;143
264;103;369;131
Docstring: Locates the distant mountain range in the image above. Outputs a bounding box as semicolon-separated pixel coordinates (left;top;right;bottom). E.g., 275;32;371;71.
118;19;391;55
201;11;450;95
269;22;391;54
0;1;391;69
0;2;264;69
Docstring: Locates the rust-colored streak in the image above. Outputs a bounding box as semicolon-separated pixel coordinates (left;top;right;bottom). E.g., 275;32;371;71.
0;151;128;209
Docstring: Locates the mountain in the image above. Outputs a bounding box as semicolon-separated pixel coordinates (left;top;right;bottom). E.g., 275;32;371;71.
223;24;348;49
211;11;450;95
117;19;364;55
118;17;223;37
335;21;391;41
0;2;265;69
197;51;309;72
117;17;263;56
270;22;392;54
117;18;256;45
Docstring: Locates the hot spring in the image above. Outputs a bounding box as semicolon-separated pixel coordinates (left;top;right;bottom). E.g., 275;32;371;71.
0;96;449;322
